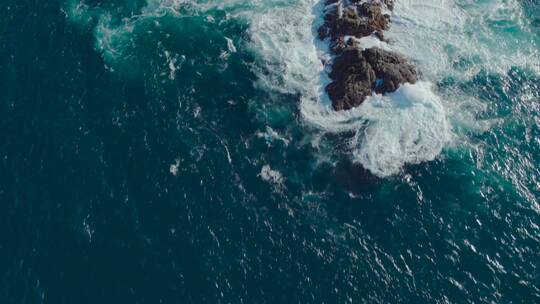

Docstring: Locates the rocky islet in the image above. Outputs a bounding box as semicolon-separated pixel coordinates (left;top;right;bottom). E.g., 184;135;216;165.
319;0;418;110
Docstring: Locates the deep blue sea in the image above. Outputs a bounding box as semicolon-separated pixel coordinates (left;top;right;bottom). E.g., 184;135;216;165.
1;0;540;303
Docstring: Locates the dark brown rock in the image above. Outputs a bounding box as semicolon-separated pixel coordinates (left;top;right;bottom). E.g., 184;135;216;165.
357;2;390;32
318;3;340;40
363;48;418;93
319;0;419;110
327;48;377;110
326;47;417;110
336;8;375;38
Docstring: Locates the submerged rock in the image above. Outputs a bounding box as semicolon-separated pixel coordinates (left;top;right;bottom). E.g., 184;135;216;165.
319;0;418;110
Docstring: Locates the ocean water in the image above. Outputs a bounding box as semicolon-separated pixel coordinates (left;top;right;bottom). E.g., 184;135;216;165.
1;0;539;302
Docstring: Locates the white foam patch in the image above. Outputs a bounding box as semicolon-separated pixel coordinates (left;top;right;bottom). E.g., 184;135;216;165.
346;34;392;51
352;82;451;176
248;0;327;97
257;126;291;146
225;37;237;53
259;165;284;186
385;0;539;144
170;158;181;176
301;82;451;177
164;51;186;80
387;0;540;79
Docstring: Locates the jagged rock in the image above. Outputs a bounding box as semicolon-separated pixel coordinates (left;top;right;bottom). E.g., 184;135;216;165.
327;47;417;111
327;48;376;110
363;48;418;93
321;6;388;42
319;0;419;110
357;2;390;32
337;8;375;38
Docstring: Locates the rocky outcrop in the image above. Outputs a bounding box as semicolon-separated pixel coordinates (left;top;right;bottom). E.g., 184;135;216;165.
326;46;417;110
363;47;417;93
319;0;418;110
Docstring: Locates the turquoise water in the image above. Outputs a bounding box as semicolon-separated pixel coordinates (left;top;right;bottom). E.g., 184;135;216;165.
1;0;539;302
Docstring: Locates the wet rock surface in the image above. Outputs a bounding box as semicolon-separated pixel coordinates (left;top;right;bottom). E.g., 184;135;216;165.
319;0;418;110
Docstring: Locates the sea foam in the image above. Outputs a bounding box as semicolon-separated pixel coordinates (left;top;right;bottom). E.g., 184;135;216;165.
350;82;450;176
388;0;540;79
300;82;451;177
